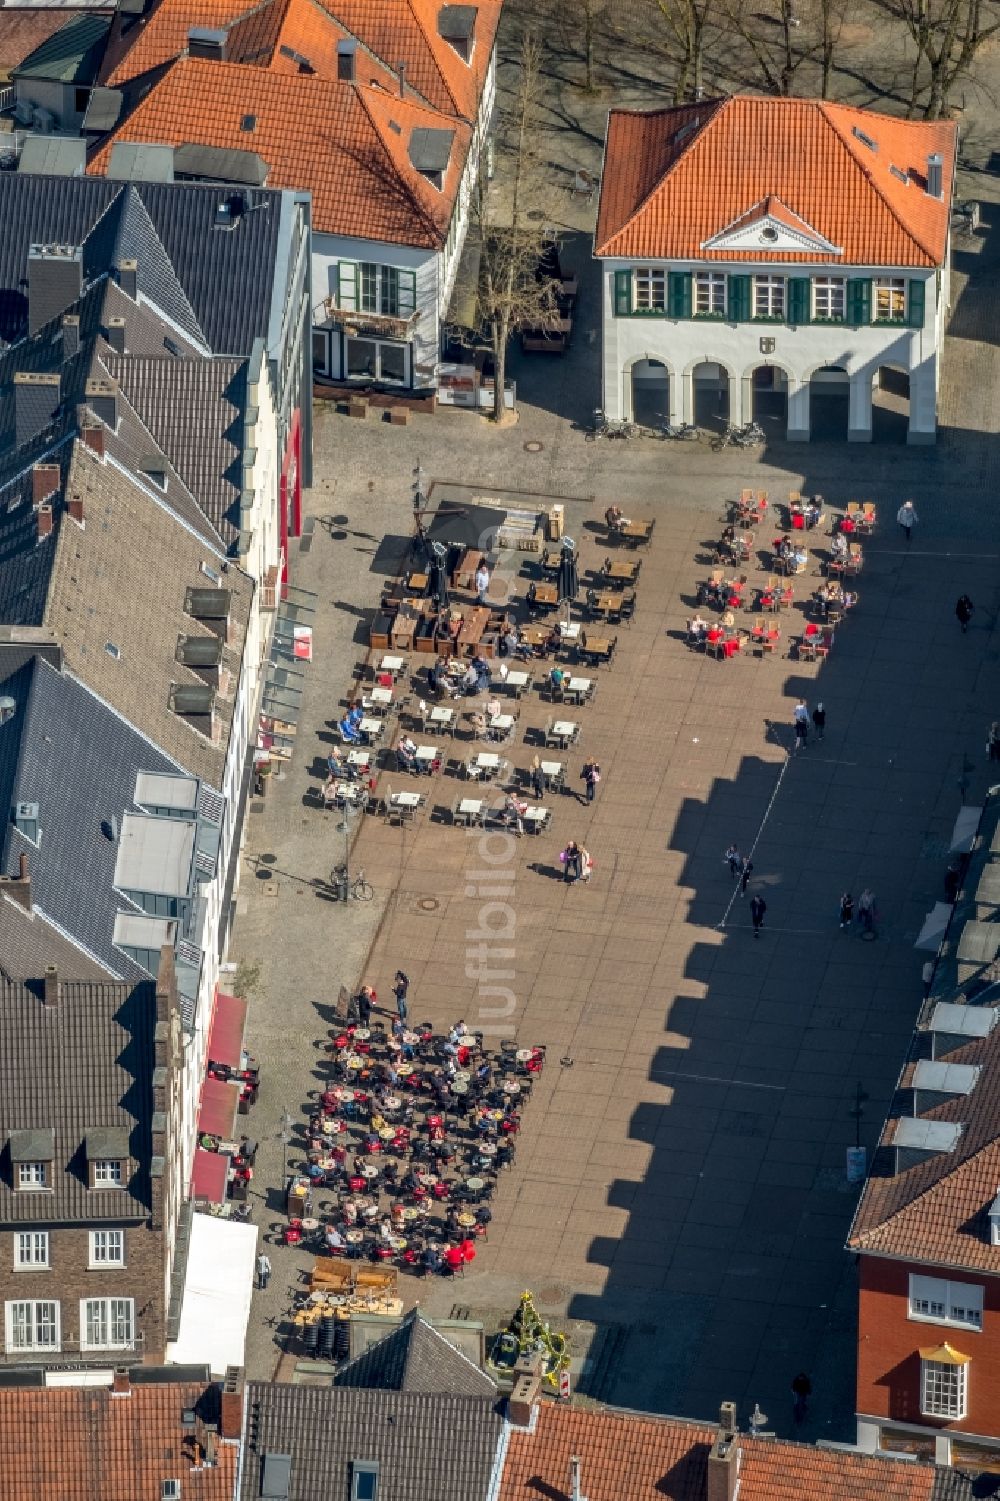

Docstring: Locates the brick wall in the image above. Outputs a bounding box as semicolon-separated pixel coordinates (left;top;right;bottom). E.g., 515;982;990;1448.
857;1254;1000;1437
0;1222;167;1362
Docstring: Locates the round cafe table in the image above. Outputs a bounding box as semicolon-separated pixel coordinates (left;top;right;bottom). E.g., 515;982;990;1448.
453;1070;471;1084
516;1048;535;1062
321;1120;336;1135
354;1028;371;1041
301;1218;319;1231
451;1079;469;1096
360;1163;379;1180
334;1085;354;1101
466;1177;486;1193
397;1063;414;1078
389;1236;407;1252
456;1211;476;1228
418;1173;438;1187
402;1031;420;1045
383;1095;401;1111
402;1206;420;1221
379;1126;395;1141
502;1080;521;1096
477;1142;497;1158
427;1115;443;1129
346;1229;365;1244
345;1055;364;1071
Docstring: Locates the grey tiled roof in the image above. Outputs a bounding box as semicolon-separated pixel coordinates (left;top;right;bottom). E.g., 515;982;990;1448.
242;1386;504;1501
335;1310;497;1398
42;441;252;788
0;974;156;1223
103;354;247;546
0;175;282;356
0;654;179;982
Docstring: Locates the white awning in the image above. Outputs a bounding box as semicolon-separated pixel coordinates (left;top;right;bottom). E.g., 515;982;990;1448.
166;1212;257;1376
915;902;952;951
950;804;983;854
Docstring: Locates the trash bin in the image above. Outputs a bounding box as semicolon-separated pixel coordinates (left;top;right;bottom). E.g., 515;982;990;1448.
547;504;564;542
334;866;349;902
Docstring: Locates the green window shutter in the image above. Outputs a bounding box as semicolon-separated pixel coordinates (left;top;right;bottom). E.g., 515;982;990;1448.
728;274;750;322
399;269;416;318
337;261;358;309
667;271;692;319
907;278;925;329
846;278;871;326
613;270;632;317
787;277;810;326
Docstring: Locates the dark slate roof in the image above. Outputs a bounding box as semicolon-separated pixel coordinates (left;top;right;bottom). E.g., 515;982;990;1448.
0;655;180;981
334;1310;497;1398
0;465;60;627
0;174;283;355
103;353;247;545
14;10;112;83
241;1386;504;1501
0;974;156;1223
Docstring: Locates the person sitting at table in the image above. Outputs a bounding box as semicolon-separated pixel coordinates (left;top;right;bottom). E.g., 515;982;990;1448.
424;1244;443;1275
444;1243;465;1275
791;545;807;572
605;505;628;533
472;655;491;693
842;589;857;612
327;746;357;782
687;614;708;646
326;1224;346;1253
486;695;502;723
427;659;447;698
549;665;566;694
396;736;418;773
831;530;848;560
339;713;362;745
460;661;479;695
804;498;821;529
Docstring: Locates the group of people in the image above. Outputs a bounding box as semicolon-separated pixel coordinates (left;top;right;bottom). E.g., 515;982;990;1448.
560;839;594;883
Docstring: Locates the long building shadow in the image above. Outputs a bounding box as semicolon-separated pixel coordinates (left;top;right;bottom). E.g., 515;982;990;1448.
569;521;1000;1440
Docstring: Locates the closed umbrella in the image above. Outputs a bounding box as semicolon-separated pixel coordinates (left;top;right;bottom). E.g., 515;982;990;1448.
557;548;579;603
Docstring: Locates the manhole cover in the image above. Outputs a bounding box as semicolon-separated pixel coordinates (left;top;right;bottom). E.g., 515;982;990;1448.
331;530;348;540
332;514;349;525
255;869;273;881
523;440;544;453
418;897;440;912
259;853;277;865
536;1285;568;1305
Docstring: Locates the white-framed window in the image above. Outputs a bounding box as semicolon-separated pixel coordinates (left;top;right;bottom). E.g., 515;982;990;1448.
14;1231;49;1269
812;276;846;320
17;1161;47;1190
89;1230;125;1268
5;1299;59;1352
921;1356;968;1419
694;272;726;316
634;268;666;312
93;1160;123;1187
81;1296;134;1351
344;336;408;386
753;275;785;318
874;276;906;321
909;1274;983;1330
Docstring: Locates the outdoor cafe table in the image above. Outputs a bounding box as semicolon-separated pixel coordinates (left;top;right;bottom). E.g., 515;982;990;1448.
456;1212;477;1229
550;721;578;747
333;780;366;805
564;676;593;704
378;654;406;677
516;1049;536;1062
390;791;422;809
451;1079;469;1096
418;1173;439;1187
540;759;565;786
358;716;384;741
414;745;439;772
466;1176;486;1193
591;592;625;616
502;1080;522;1096
345;1230;365;1245
347;748;371;769
469;753;501;779
345;1054;364;1071
367;686;393;708
604;559;640;584
621;519;654;547
521;624;550;648
477;1142;498;1156
558;621;581;643
488;713;516;736
502;670;531;696
580;635;613;665
532;582;559;607
354;1028;371;1041
360;1163;379;1180
397;1063;415;1078
429;706;456;730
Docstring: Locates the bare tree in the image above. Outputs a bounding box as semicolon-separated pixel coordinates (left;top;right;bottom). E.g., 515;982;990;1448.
814;0;856;96
461;31;561;422
724;0;816;94
656;0;720;101
895;0;1000;116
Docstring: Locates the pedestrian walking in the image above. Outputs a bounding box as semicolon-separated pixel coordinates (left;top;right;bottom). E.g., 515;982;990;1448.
561;840;582;883
357;983;375;1026
739;854;754;895
392;970;409;1024
791;1371;812;1424
896;500;917;543
530;755;547;800
580;846;594;882
581;757;601;804
857;888;876;936
839;891;853;929
474;557;490;605
750;893;766;937
811;702;826;741
256;1251;272;1290
793;699;809;751
725;842;741;878
956;594;975;633
989;722;1000;763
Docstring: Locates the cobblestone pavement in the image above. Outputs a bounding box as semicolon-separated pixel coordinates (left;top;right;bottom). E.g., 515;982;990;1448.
231;215;1000;1431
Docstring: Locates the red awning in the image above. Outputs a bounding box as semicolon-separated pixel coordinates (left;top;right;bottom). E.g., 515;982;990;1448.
207;990;248;1070
198;1078;239;1139
190;1148;228;1205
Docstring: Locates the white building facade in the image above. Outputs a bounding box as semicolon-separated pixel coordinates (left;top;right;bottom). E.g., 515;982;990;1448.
595;96;957;444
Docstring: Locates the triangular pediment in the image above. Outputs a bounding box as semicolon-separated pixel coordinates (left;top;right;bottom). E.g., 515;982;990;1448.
702;196;842;255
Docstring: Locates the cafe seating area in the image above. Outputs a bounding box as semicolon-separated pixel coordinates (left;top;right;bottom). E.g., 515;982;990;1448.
689;489;871;663
282;1014;547;1296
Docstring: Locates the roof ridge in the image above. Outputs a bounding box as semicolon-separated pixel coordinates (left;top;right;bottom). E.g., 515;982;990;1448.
817;99;939;265
848;1135;1000;1250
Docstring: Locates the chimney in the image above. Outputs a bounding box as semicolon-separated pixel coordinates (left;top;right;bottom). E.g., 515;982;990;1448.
62;314;80;359
0;852;32;913
28;244;83;335
111;1366;131;1397
507;1356;543;1426
14;372;61;450
43;964;58;1007
107;316;126;354
117;258;137;299
220;1366;245;1440
68;493;84;525
927;152;944;199
32;462;60;507
85;377;119;431
37;504;53;541
81;422;105;457
707;1403;740;1501
569;1456;584;1501
398;60;406;96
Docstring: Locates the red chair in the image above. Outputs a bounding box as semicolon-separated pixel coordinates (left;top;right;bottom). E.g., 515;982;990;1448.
402;1248;418;1266
412;1185;428;1201
349;1175;366;1192
791;512;805;530
444;1245;464;1275
375;1246;394;1262
284;1219;303;1246
461;1239;476;1263
427;1114;443;1130
432;1180;450;1200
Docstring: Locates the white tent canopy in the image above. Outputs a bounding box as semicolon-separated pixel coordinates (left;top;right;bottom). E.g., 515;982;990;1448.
166;1212;257;1376
950;804;983;854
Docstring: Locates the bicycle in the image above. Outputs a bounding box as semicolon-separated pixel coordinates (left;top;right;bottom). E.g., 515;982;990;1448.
658;421;701;441
585;408;638;441
712;422;766;451
330;864;374;901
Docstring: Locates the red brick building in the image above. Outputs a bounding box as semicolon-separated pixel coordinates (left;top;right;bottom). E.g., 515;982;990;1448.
848;998;1000;1466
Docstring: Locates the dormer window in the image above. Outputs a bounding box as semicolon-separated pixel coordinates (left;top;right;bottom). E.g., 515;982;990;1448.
85;1129;129;1188
93;1160;123;1186
989;1188;1000;1245
408;127;454;191
438;4;476;61
10;1129;54;1189
351;1462;379;1501
337;40;356;82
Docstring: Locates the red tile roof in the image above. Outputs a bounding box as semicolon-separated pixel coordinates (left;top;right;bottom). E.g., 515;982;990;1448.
0;1380;237;1501
101;0;501;119
90;59;470;245
848;1022;1000;1273
499;1403;955;1501
595;95;956;267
